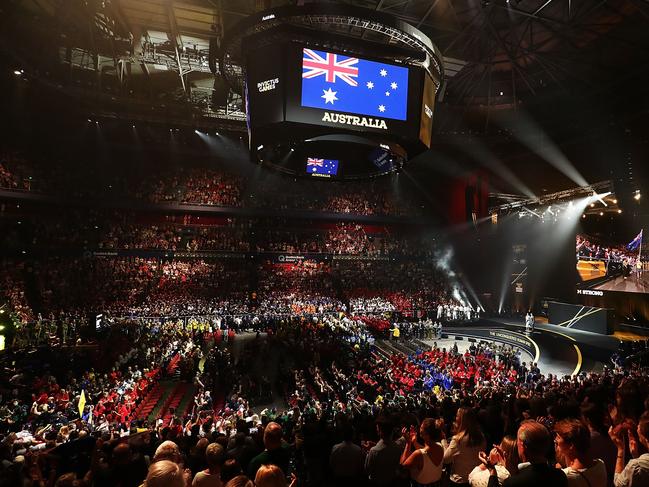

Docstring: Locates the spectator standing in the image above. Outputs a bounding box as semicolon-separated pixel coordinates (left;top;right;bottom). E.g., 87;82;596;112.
444;408;486;487
365;418;403;486
486;420;567;487
247;422;291;479
610;414;649;487
329;426;365;486
193;443;225;487
401;418;444;487
554;419;607;487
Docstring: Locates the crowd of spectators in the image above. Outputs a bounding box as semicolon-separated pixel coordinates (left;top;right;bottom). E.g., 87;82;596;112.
577;235;643;265
2;309;648;487
0;150;429;217
136;168;243;207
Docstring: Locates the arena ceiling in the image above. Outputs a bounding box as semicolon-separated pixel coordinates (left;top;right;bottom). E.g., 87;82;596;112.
2;0;648;198
8;0;649;103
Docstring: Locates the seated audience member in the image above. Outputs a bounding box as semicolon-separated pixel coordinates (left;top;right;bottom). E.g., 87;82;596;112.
554;419;607;487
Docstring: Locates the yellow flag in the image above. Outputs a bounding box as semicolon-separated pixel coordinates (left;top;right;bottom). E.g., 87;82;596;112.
78;390;86;418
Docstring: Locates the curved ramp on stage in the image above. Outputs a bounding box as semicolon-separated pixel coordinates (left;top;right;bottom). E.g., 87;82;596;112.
443;319;621;377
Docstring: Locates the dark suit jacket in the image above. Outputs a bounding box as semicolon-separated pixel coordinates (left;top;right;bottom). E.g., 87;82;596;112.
487;462;568;487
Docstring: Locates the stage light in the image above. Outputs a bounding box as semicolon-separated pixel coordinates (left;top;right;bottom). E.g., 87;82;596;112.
590;203;594;207
613;199;617;204
582;214;586;218
592;191;611;206
618;209;622;214
599;212;603;216
13;69;23;76
634;191;641;200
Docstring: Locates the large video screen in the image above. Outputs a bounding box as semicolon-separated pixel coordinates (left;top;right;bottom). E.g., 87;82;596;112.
576;231;647;294
301;48;409;121
284;44;424;138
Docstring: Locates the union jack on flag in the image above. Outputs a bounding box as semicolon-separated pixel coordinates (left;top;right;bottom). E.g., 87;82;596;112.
306;157;324;167
302;49;359;86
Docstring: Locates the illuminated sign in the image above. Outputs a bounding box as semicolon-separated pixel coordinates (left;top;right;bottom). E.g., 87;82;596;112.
321;112;388;130
257;78;279;93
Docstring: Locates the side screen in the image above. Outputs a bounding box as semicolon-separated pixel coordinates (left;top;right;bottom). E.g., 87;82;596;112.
576;231;647;295
245;43;286;128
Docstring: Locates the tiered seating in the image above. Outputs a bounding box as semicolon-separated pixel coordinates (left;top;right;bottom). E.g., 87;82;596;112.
166;353;181;375
158;383;189;426
134;383;164;420
175;385;197;419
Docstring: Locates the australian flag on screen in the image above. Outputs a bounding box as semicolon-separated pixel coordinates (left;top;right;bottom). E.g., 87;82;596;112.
306;157;339;176
301;48;409;121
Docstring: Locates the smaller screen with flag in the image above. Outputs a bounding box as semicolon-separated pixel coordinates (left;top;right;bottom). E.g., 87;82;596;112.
306;157;339;176
301;48;409;121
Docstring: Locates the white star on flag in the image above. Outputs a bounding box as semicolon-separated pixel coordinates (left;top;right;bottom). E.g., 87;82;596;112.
380;69;387;77
366;81;374;89
378;105;386;113
385;91;390;97
321;88;338;104
391;82;398;90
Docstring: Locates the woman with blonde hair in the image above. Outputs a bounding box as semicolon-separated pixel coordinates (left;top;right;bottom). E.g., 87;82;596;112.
444;408;486;487
400;418;445;486
144;459;190;487
468;435;519;487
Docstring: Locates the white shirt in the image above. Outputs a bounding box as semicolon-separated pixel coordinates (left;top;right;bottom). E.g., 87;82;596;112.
563;459;607;487
469;465;510;487
614;453;649;487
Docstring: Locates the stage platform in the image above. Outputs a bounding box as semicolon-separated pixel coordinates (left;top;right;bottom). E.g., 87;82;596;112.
442;318;623;377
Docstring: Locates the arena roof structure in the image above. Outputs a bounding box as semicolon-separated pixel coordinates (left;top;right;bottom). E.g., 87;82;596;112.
1;0;648;195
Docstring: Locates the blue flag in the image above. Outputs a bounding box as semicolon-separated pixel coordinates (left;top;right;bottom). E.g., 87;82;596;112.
627;229;643;251
301;48;409;121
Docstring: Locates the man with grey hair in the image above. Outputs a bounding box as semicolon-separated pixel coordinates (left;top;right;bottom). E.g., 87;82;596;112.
485;420;567;487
